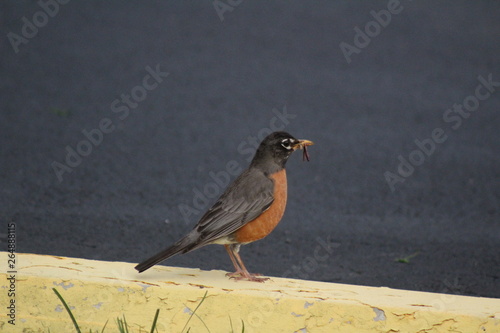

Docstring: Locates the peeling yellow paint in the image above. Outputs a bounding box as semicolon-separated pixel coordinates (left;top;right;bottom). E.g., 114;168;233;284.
0;252;499;332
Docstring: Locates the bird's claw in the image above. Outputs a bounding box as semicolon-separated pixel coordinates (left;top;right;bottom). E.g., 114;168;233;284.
226;271;269;282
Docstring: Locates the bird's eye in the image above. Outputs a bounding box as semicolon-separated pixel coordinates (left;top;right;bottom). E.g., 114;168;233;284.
281;138;294;150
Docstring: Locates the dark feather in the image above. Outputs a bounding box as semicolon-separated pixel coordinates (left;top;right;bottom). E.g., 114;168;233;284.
193;167;274;244
135;167;274;272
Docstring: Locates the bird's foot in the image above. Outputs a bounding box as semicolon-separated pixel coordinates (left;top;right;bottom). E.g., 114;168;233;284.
226;271;269;282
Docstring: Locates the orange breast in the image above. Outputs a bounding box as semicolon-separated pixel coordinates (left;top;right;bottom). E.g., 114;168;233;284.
235;169;287;244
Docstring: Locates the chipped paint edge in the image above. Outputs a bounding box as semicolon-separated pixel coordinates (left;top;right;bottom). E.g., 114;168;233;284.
1;252;499;332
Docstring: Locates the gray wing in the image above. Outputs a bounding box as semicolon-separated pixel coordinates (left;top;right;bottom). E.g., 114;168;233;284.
192;168;275;245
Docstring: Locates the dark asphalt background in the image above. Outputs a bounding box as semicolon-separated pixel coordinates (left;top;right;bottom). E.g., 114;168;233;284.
1;1;499;298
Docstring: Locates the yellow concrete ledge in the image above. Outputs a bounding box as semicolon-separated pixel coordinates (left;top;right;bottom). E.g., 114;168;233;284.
1;252;499;332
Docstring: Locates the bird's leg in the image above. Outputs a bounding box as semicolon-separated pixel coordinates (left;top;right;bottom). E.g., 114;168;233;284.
225;244;269;282
224;244;244;277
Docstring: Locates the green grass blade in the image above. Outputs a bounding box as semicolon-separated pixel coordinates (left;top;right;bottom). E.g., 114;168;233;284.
124;316;130;333
181;291;208;333
100;319;109;333
116;315;130;333
116;318;122;332
395;251;420;264
149;309;160;333
52;288;82;333
117;317;124;333
192;311;211;333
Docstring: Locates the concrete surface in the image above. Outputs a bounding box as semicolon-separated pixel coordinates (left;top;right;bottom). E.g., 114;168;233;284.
0;1;499;298
5;253;500;332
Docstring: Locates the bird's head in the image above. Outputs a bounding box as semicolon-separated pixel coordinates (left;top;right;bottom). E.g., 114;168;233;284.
251;131;314;170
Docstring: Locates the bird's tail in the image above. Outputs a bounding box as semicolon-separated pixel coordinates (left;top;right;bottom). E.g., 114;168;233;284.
135;233;197;273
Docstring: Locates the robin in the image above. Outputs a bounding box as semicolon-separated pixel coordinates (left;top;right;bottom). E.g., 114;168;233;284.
135;131;313;282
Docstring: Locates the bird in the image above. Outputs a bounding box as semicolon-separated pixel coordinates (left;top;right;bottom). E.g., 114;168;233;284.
135;131;313;282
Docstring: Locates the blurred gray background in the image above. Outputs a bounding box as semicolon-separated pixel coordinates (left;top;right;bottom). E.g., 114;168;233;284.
1;1;498;297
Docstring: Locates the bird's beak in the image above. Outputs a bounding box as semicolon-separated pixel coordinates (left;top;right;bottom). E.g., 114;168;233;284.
292;139;314;150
